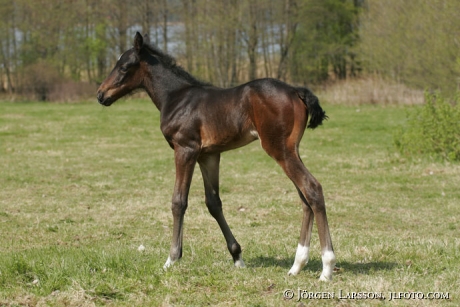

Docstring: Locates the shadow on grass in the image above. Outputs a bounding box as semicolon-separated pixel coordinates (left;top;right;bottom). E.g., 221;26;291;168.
248;256;398;275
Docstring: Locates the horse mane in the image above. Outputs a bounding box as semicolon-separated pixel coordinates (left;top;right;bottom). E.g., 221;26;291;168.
143;43;211;87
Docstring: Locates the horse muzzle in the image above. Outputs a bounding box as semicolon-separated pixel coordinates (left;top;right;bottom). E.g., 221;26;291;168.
97;91;113;106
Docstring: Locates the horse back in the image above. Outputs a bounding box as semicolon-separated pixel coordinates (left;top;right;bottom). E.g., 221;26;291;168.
160;78;308;153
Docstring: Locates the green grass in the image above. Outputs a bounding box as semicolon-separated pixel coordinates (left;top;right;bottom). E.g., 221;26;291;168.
1;100;459;306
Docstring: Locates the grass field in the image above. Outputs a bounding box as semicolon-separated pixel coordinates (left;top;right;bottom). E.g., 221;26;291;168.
0;100;459;306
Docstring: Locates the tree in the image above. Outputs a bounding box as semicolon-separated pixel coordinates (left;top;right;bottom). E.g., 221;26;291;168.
359;0;460;95
240;0;262;80
0;0;17;93
275;0;299;80
290;0;362;85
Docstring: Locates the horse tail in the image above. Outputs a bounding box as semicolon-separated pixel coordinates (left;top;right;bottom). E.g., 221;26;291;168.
296;87;328;129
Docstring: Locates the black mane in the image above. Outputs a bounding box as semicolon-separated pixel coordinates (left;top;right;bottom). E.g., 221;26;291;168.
143;43;211;87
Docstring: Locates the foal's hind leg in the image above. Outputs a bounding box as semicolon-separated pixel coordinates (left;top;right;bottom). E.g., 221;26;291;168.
259;131;335;280
280;156;336;280
198;153;245;268
288;194;314;276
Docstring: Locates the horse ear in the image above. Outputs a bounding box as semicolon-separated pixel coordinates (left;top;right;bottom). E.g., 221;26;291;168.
143;33;151;45
134;32;143;52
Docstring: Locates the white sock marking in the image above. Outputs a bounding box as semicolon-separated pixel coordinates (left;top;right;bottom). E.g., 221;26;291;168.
319;250;336;281
288;244;310;276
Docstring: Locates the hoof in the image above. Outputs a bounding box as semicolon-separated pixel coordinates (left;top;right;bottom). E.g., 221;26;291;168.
288;266;301;276
234;257;246;268
163;256;175;270
234;260;246;268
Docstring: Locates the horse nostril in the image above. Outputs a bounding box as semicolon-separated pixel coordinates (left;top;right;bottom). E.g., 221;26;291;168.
97;92;104;103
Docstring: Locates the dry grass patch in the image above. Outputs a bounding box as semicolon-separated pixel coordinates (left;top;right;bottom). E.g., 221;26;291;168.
317;77;424;105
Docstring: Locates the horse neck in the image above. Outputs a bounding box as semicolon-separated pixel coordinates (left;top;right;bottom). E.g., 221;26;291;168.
143;63;193;111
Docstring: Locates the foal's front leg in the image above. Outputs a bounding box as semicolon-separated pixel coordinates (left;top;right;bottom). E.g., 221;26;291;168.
198;154;245;268
163;147;198;269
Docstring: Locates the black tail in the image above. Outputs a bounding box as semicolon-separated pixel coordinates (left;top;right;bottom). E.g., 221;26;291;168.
297;87;327;129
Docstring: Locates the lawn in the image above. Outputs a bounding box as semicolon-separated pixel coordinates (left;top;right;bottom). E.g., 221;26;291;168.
0;100;458;306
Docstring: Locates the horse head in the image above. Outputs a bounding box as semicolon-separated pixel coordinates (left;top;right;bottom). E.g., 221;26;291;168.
97;32;147;106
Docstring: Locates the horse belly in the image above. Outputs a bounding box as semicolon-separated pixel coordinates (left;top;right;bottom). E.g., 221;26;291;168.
200;125;259;153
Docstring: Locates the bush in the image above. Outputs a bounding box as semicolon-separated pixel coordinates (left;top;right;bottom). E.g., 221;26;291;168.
17;61;97;102
394;92;460;161
19;61;62;101
48;81;97;102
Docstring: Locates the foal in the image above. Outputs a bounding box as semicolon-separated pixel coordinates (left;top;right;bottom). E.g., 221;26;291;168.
97;32;336;281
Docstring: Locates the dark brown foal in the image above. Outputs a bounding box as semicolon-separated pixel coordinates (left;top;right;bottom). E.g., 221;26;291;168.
97;32;335;280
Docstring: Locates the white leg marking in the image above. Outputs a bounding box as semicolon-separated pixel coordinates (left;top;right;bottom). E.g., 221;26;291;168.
288;244;310;276
163;256;175;270
319;250;336;281
234;254;246;268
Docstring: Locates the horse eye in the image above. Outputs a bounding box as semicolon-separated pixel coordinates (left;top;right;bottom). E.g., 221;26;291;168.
119;66;129;73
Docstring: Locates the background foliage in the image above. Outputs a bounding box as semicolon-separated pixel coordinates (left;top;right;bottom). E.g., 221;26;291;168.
359;0;460;97
0;0;459;100
395;93;460;161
